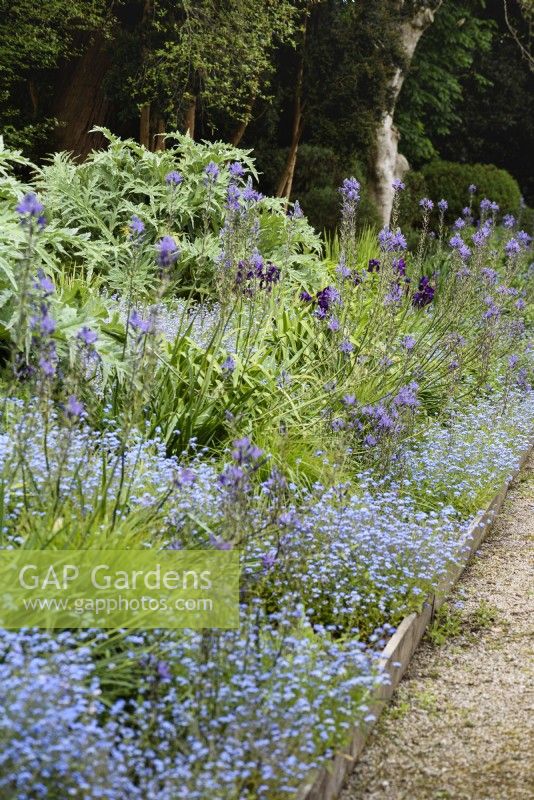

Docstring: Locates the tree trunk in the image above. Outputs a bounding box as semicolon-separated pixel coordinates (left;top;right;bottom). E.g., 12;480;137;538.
140;104;151;148
185;98;196;137
54;33;112;158
370;3;441;226
28;80;38;116
230;117;249;147
276;19;307;200
276;114;304;200
230;97;255;146
153;114;166;151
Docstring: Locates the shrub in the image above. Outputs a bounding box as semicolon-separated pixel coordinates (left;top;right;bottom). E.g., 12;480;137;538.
256;144;381;233
421;160;522;221
397;170;428;231
520;204;534;235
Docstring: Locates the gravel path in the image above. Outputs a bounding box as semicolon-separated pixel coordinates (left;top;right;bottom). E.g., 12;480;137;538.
341;455;534;800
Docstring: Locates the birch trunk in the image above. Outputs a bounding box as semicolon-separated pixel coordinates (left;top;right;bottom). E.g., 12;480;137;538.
371;3;441;226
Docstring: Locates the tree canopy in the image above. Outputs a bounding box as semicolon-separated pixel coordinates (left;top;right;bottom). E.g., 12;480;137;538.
1;0;533;214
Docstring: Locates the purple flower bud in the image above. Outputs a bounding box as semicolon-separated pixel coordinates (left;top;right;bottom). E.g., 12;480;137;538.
327;316;340;332
34;269;54;296
226;184;241;212
242;178;263;203
505;238;521;256
204;161;219;181
336;260;351;279
438;199;448;212
472;224;492;248
392;257;406;276
228;162;245;178
378;228;407;252
401;335;416;351
66;395;84;418
367;258;381;273
232;437;263;464
316;286;341;311
209;535;233;550
340;177;360;202
221;355;235;373
419;197;434;211
412;276;435;308
165;171;183;186
129;215;145;237
393;382;419;408
16;192;45;222
130;309;152;334
261;550;277;570
156;660;172;681
290;200;304;219
77;326;98;346
174;467;196;487
156;235;179;268
384;283;403;305
39;357;56;377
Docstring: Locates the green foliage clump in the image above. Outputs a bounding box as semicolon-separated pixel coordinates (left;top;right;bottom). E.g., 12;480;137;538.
0;0;109;155
397;2;494;166
27;130;325;295
123;0;298;131
520;205;534;234
397;170;428;231
257;144;380;233
421;160;522;220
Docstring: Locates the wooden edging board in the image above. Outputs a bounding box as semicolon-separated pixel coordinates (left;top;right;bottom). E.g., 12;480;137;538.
297;442;533;800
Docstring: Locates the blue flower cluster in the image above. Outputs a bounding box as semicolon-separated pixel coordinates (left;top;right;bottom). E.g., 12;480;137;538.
0;614;378;800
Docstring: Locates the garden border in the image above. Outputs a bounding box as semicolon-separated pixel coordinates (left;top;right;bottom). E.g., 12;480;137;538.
297;440;534;800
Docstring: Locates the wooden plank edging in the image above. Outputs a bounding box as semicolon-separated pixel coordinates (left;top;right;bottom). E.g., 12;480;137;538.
297;441;534;800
